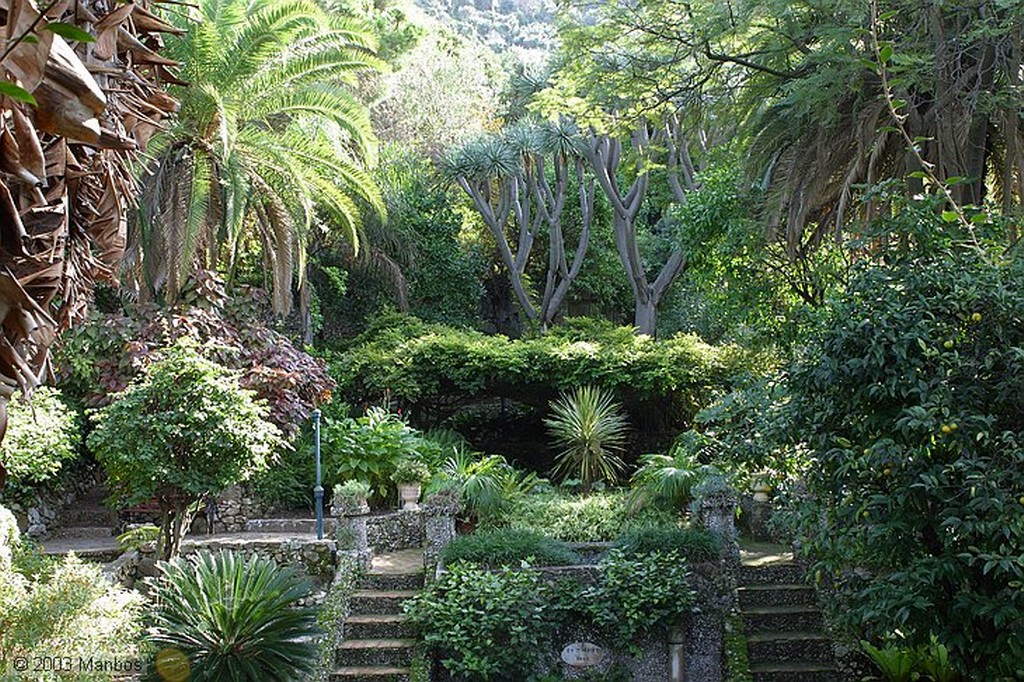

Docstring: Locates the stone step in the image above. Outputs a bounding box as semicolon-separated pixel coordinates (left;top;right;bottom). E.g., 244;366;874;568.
747;632;833;664
346;614;415;640
336;639;415;667
50;526;115;539
245;518;335;534
331;666;410;682
349;590;419;616
749;662;838;682
737;584;817;609
741;605;823;633
62;507;119;527
739;563;807;586
41;544;121;562
359;572;424;592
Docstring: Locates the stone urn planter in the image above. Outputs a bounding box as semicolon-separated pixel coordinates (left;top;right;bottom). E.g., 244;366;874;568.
397;483;422;511
392;459;430;511
331;480;371;518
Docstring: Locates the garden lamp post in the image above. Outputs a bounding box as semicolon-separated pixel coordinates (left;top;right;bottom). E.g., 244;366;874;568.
313;408;323;540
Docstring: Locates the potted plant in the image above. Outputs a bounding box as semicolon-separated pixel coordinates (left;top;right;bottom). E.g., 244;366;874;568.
332;480;371;516
392;459;430;510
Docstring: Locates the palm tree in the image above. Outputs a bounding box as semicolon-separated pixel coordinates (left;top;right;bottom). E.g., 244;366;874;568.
130;0;386;314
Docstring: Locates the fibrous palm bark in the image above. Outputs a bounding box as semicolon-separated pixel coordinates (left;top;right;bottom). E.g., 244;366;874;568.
0;0;177;467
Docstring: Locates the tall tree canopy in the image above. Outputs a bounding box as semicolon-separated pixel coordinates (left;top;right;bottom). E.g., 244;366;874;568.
552;0;1024;250
130;0;386;314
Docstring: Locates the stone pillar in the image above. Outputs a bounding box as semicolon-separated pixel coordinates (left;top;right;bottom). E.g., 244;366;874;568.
684;612;723;682
422;490;460;581
333;498;371;571
696;486;740;566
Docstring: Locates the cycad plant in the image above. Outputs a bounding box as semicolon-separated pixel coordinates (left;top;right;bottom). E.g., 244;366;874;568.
133;0;385;313
146;550;319;681
544;386;628;494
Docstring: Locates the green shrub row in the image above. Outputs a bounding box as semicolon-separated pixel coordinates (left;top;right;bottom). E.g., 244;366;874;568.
478;491;678;542
331;314;755;427
441;529;581;567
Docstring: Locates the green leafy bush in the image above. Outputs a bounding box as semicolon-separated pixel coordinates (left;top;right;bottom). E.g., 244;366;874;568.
581;549;695;645
424;448;520;522
0;534;145;681
88;340;284;559
147;550;319;681
0;387;80;503
405;563;559;680
614;526;719;562
480;491;677;542
782;250;1024;677
408;549;698;678
441;529;581;567
861;635;961;682
322;406;440;499
629;431;725;509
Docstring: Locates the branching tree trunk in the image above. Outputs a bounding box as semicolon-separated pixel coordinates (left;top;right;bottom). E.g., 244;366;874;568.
450;123;594;330
581;118;692;336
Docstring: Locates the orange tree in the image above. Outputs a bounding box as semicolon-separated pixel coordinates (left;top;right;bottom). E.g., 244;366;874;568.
782;236;1024;675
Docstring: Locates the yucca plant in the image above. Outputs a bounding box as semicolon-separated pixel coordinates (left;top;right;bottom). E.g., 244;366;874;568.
544;386;628;494
146;550;319;681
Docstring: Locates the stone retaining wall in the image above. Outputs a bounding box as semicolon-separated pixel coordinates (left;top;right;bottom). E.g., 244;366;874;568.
366;510;423;552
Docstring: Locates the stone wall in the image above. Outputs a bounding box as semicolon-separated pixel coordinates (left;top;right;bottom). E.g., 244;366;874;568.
108;537;337;606
0;467;101;538
366;510;423;552
212;485;266;533
179;535;337;594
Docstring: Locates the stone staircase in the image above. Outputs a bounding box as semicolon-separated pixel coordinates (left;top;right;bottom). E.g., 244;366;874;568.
332;549;423;682
41;485;120;560
738;561;837;682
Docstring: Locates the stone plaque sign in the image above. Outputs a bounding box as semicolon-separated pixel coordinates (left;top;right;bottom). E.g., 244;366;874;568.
561;641;607;668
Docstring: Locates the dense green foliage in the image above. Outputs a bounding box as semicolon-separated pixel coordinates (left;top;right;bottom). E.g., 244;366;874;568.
406;549;696;678
334;315;749;429
405;563;556;680
783;250;1024;677
0;514;144;680
146;550;319;681
629;431;725;508
479;491;677;542
441;529;580;568
88;341;283;558
581;549;695;646
320;405;439;499
614;526;720;563
0;388;80;503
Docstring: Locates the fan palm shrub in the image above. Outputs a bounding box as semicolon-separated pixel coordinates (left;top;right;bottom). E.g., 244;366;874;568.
544;386;628;493
629;430;724;510
134;0;385;313
146;550;319;681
